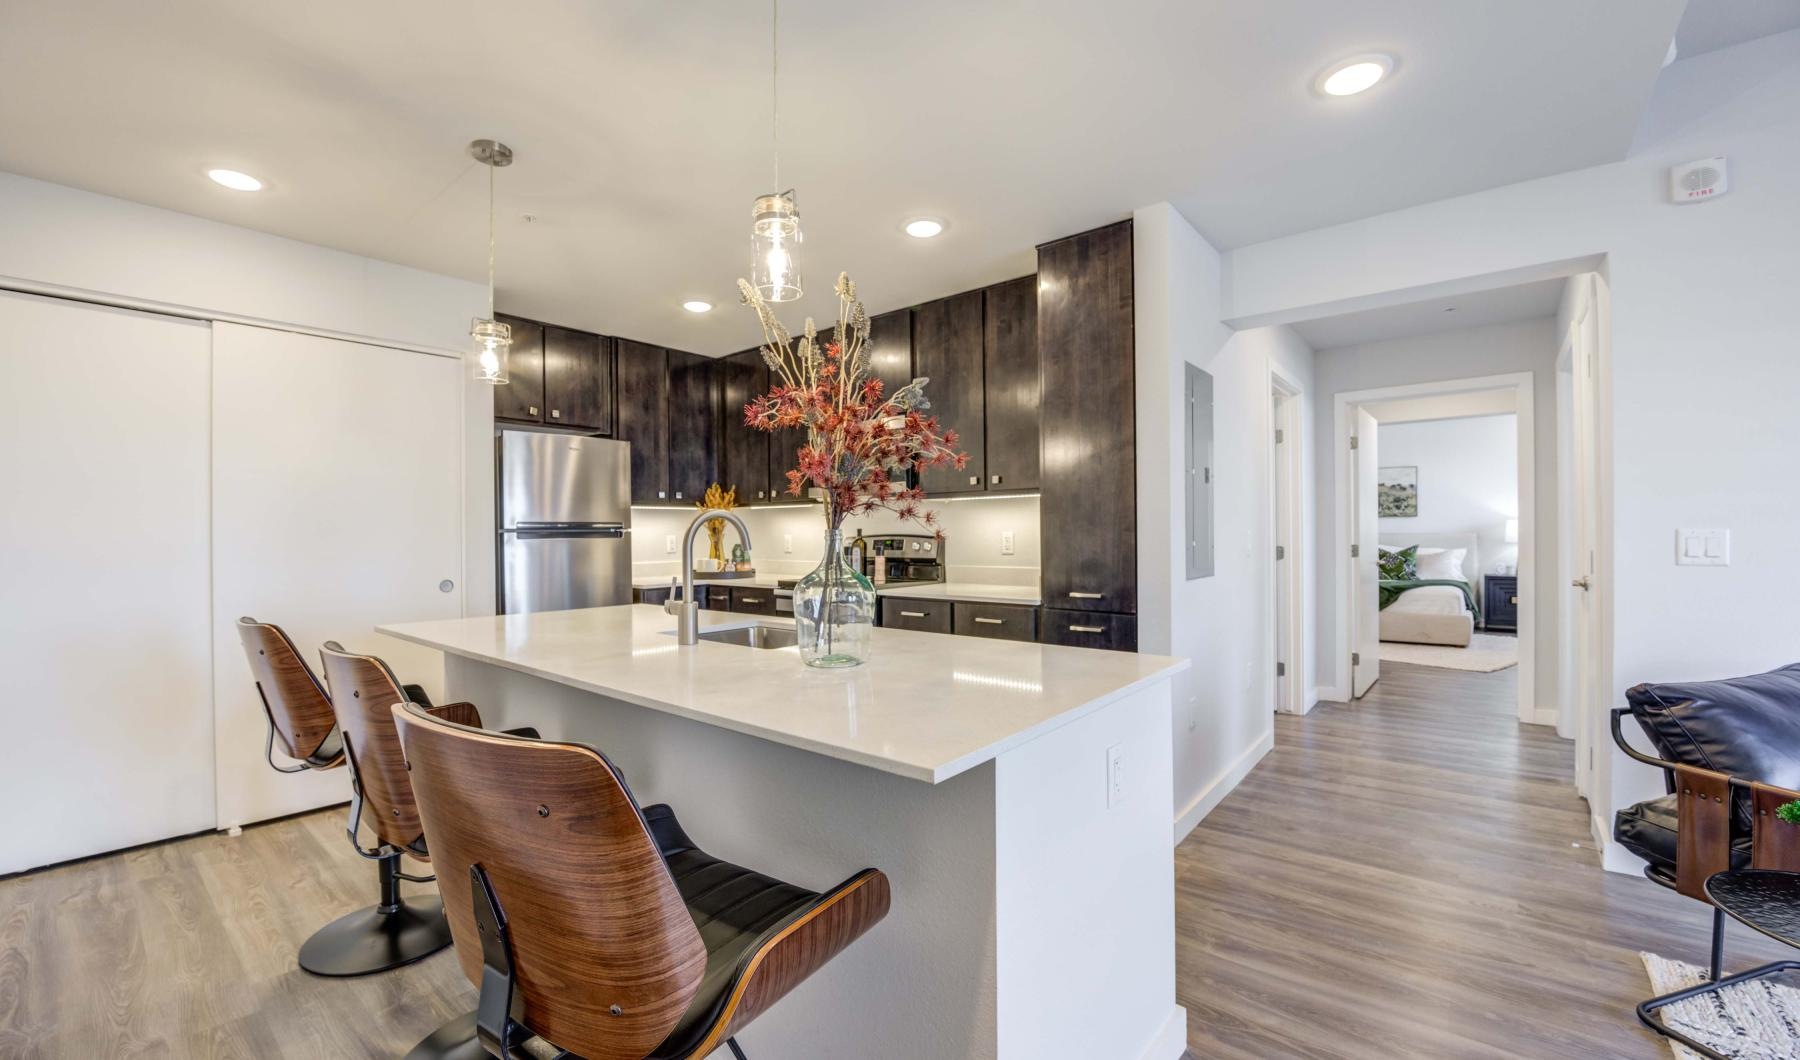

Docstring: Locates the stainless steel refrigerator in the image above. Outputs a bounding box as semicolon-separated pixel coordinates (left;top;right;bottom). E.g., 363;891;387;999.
498;431;632;614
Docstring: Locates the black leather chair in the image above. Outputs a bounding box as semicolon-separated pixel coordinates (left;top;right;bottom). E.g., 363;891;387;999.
1613;664;1800;964
1611;663;1800;1054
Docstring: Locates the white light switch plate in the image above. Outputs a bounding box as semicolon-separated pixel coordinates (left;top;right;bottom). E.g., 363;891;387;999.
1106;743;1124;809
1001;530;1015;555
664;534;676;554
1676;528;1729;566
784;533;793;554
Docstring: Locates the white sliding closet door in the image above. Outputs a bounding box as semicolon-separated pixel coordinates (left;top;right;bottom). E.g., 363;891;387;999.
0;291;214;874
211;323;464;830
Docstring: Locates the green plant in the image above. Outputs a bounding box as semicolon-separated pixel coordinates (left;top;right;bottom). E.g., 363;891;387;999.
1776;800;1800;826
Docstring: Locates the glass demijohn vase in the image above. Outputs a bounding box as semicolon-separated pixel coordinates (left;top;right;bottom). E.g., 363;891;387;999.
793;528;876;668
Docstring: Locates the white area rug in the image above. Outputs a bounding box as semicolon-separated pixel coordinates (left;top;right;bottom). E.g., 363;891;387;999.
1378;633;1518;672
1641;952;1800;1059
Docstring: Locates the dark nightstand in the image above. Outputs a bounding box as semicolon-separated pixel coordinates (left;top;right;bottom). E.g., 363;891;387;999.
1483;575;1518;632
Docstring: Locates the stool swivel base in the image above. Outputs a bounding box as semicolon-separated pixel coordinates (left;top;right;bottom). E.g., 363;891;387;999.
299;847;453;977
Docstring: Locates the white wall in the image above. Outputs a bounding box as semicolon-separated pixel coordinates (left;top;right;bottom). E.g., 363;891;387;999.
1134;203;1317;841
1311;318;1559;712
1376;414;1519;574
631;496;1043;586
1221;28;1800;866
0;169;496;615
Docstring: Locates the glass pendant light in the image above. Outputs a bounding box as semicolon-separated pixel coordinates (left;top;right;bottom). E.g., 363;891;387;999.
751;0;802;302
469;138;514;384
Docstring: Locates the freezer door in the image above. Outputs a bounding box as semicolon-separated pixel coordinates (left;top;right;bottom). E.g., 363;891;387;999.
502;530;631;614
500;431;632;528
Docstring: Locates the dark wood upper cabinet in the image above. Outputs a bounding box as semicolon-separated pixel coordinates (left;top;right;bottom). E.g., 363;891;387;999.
982;276;1039;491
1037;220;1135;615
913;290;986;495
542;326;613;433
666;350;718;503
614;339;670;503
493;314;546;423
719;349;772;503
866;309;914;403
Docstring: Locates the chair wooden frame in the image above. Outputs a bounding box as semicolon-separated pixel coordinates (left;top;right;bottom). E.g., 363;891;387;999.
236;617;344;772
392;702;891;1060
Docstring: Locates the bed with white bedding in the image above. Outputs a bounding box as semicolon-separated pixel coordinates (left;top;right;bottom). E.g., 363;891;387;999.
1377;532;1479;647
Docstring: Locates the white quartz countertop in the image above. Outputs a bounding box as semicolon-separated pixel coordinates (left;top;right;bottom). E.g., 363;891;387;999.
874;582;1042;605
379;605;1184;784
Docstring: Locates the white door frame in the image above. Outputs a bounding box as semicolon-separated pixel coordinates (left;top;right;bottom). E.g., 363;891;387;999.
1330;371;1538;725
1270;369;1308;714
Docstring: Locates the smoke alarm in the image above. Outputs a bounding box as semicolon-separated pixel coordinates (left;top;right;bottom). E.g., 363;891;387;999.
1669;157;1728;204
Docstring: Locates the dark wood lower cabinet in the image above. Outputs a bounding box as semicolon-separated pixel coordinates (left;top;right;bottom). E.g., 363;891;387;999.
1038;608;1137;652
728;586;778;616
952;602;1038;643
879;597;953;634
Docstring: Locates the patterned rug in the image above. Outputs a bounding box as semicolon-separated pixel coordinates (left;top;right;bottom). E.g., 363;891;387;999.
1378;633;1518;673
1641;952;1800;1059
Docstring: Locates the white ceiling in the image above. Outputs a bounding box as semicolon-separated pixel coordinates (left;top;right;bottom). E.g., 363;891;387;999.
1675;0;1800;58
0;1;1686;355
1291;277;1565;351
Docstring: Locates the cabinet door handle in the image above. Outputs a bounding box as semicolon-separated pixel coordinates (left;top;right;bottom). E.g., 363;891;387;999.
969;475;979;486
973;617;1003;625
658;491;667;499
1068;591;1104;600
550;409;561;419
1069;624;1105;634
990;474;1002;485
900;610;926;618
739;596;763;604
674;492;683;499
1509;595;1518;605
528;405;539;416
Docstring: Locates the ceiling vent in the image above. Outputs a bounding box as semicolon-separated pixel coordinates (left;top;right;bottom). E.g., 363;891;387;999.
1669;157;1728;204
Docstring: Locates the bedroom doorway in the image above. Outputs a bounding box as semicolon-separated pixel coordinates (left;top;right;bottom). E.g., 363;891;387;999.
1336;373;1538;723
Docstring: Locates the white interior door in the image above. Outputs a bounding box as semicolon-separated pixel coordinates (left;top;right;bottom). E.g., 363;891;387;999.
1352;409;1381;698
211;323;465;830
1570;293;1602;798
0;292;214;873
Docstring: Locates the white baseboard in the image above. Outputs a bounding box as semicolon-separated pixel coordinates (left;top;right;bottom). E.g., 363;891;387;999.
1173;730;1275;844
1135;1004;1189;1060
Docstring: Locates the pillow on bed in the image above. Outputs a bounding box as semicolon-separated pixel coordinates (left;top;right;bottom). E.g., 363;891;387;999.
1378;545;1417;580
1415;547;1466;581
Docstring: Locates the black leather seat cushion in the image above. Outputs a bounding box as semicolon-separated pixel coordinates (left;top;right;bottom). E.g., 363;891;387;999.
1614;793;1751;883
1626;662;1800;830
642;804;820;1060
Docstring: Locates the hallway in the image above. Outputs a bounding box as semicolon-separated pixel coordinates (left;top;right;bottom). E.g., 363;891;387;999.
1174;662;1787;1058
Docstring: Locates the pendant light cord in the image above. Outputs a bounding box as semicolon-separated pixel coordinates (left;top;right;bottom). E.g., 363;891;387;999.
771;0;780;193
485;157;497;319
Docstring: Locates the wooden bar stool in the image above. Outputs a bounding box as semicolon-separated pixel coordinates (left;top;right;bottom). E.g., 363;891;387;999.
306;640;514;978
237;617;345;773
391;701;891;1060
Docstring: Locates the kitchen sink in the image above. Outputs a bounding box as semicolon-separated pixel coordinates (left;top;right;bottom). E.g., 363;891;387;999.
693;623;799;650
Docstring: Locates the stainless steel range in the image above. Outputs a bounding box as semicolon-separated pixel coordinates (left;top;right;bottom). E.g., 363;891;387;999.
771;532;945;614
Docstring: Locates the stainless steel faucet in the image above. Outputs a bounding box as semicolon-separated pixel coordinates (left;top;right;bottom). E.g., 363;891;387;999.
667;508;752;645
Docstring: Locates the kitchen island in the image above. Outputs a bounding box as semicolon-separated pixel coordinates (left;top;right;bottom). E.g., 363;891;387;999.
379;604;1189;1060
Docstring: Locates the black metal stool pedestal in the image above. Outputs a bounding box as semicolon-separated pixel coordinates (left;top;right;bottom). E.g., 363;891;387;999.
1638;869;1800;1060
298;847;454;977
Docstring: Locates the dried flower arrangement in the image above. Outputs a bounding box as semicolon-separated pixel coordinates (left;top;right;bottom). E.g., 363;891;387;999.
694;483;740;568
736;272;966;536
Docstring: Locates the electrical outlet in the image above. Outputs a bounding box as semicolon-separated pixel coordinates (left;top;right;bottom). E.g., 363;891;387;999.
1106;743;1124;809
784;533;793;554
1001;530;1015;555
664;534;676;554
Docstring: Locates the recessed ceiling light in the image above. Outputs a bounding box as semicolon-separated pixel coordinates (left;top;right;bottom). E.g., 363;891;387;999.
903;218;945;239
207;168;264;192
682;300;713;314
1315;54;1394;97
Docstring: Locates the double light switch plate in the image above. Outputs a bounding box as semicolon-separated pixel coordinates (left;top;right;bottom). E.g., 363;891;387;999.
1676;528;1730;566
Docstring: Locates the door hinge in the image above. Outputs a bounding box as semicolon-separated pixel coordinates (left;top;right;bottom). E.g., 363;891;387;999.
1276;661;1287;678
1349;435;1360;450
1274;428;1284;444
1352;651;1361;666
1350;543;1360;558
1276;545;1286;560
